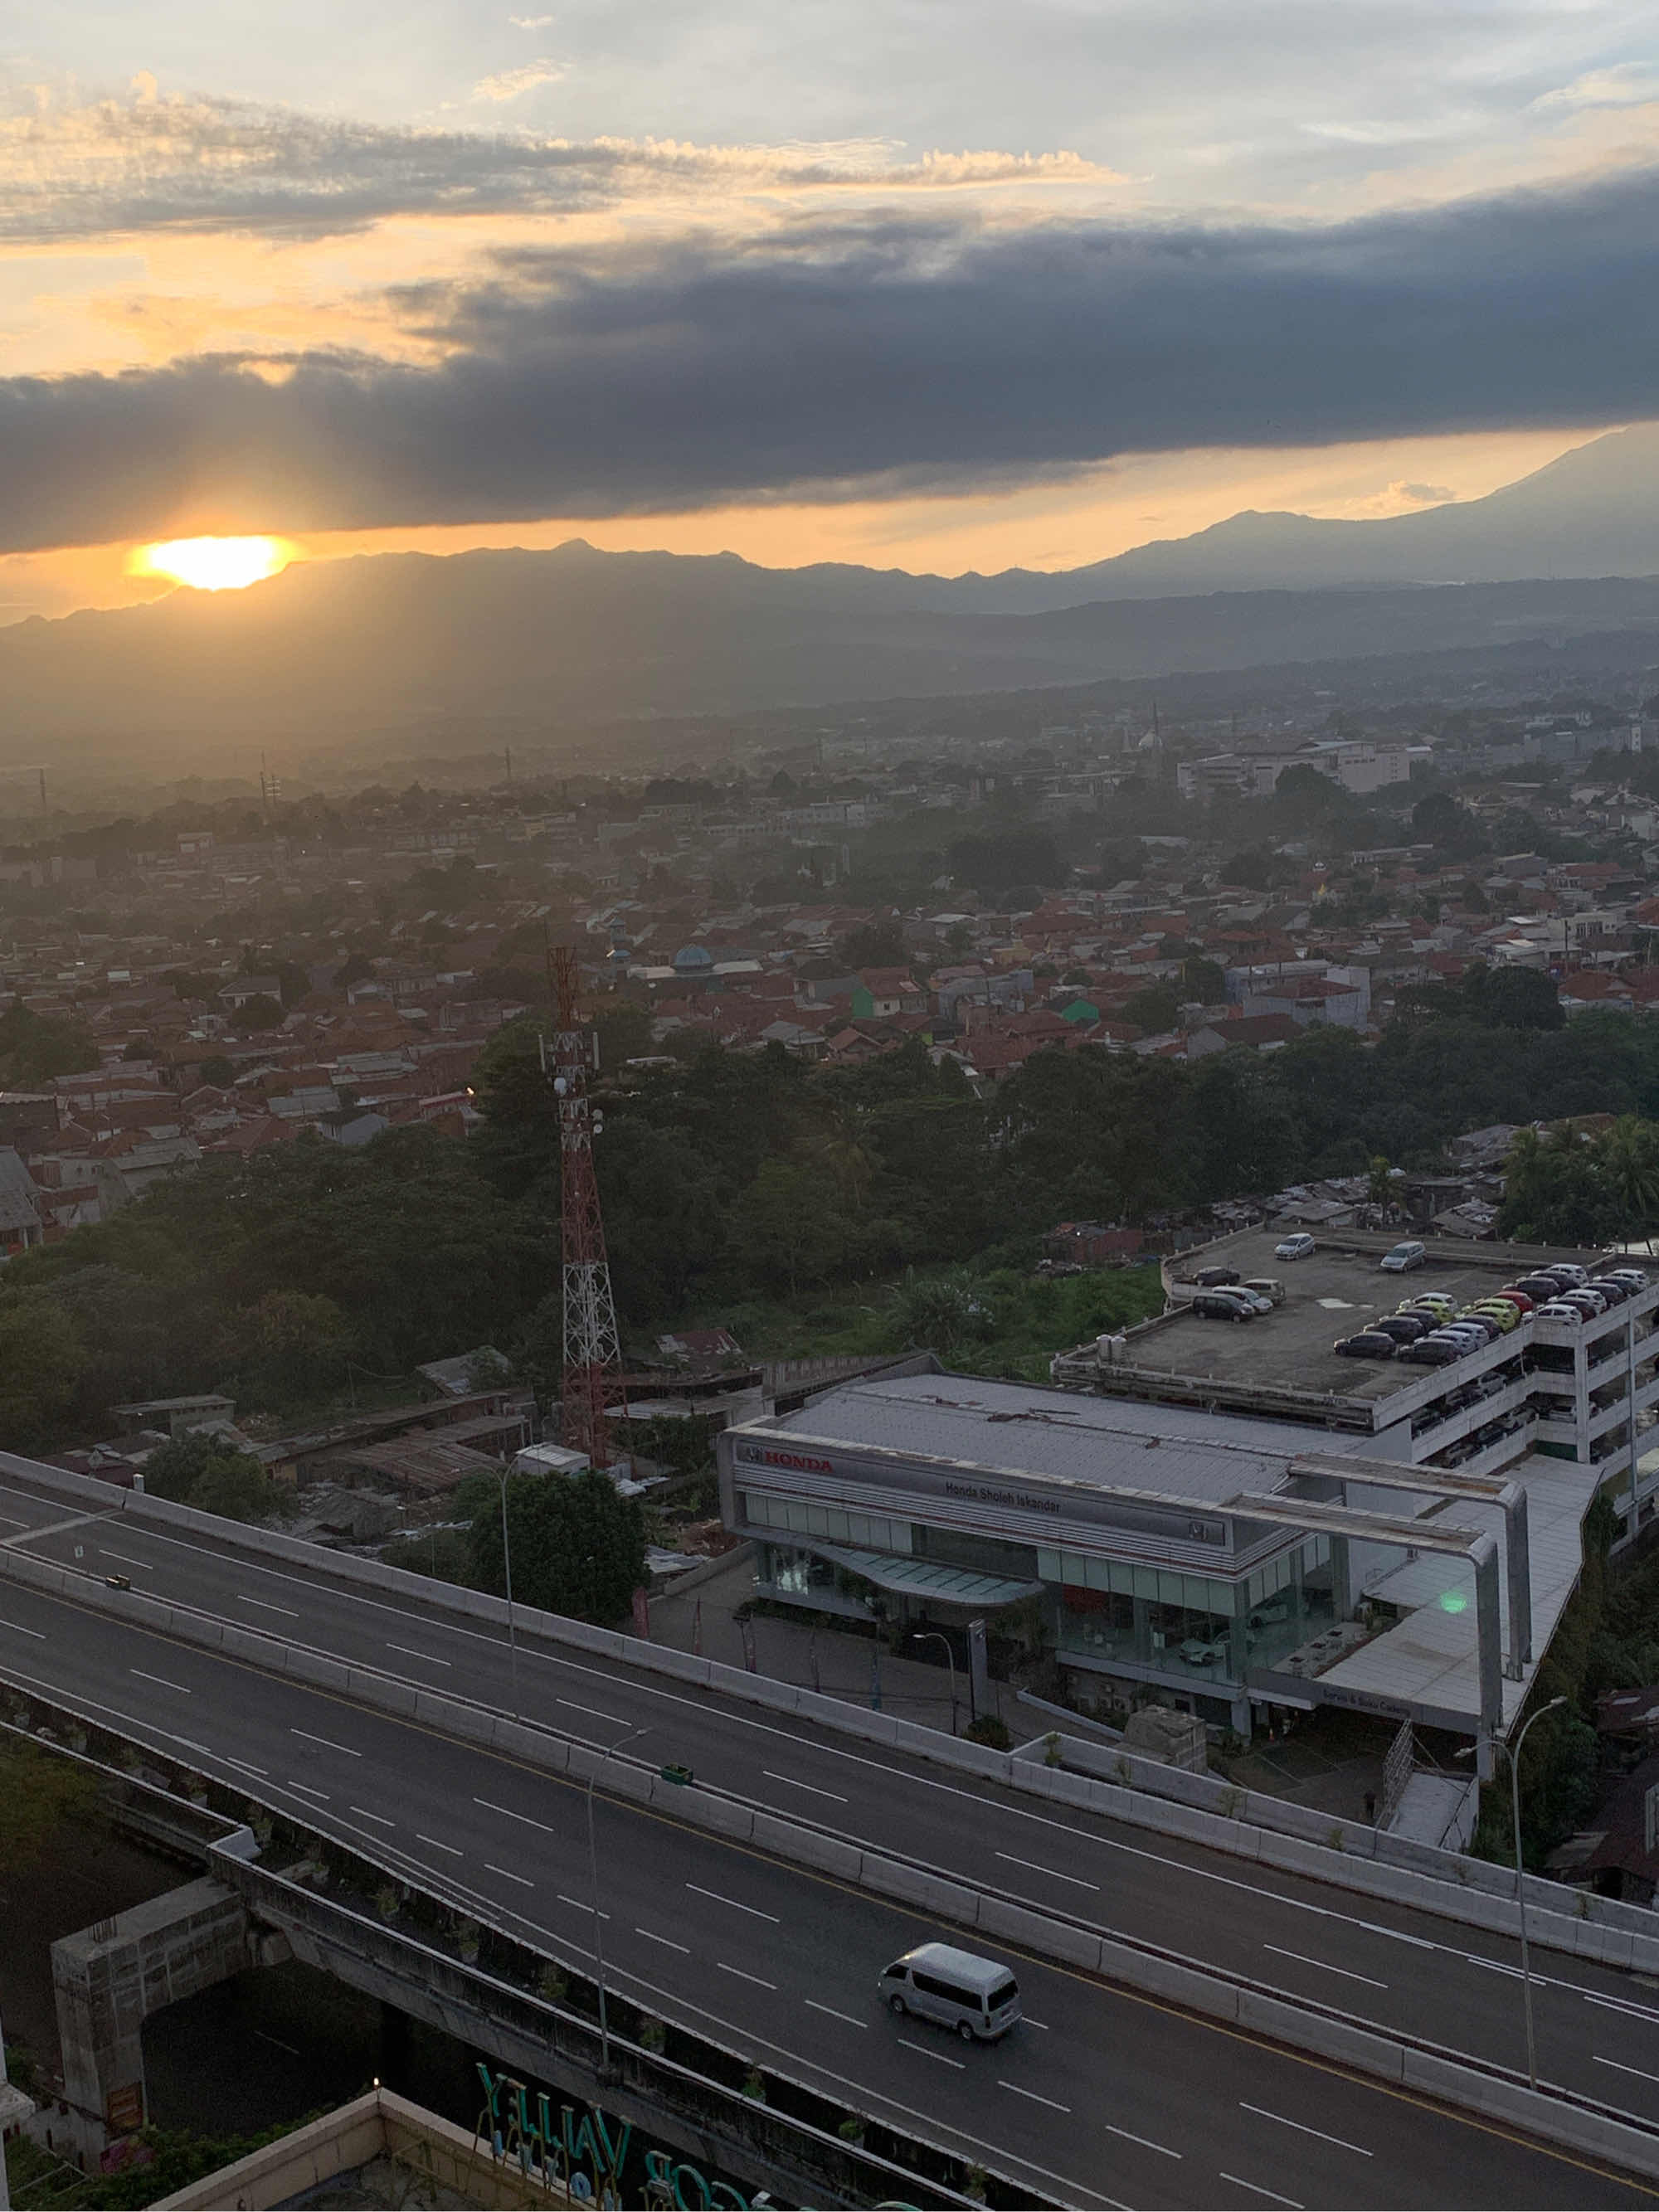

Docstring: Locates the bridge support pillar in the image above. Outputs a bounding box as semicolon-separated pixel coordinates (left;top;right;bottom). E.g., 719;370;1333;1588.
51;1878;256;2161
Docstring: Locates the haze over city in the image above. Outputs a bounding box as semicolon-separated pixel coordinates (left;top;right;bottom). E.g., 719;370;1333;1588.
12;7;1659;2212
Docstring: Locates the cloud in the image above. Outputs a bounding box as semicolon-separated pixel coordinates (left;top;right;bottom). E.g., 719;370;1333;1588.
6;163;1659;552
0;88;1128;243
1533;63;1659;113
508;14;555;25
471;60;567;103
1391;480;1455;505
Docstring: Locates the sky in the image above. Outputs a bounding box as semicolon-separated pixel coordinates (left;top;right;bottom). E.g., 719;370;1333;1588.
4;1;1659;619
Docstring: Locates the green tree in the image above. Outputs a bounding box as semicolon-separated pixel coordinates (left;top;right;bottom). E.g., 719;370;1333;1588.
1412;790;1487;858
1598;1115;1659;1242
729;1159;849;1294
466;1468;645;1624
888;1268;993;1355
197;1055;236;1089
1180;955;1227;1003
837;921;909;971
232;992;285;1033
0;999;100;1083
1121;984;1180;1034
141;1432;284;1524
231;1289;355;1404
0;1295;87;1451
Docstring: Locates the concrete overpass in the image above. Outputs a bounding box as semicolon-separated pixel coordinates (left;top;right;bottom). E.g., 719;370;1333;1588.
2;1454;1658;2208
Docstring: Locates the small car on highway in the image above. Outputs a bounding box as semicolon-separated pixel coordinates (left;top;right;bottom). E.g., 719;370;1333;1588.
878;1944;1021;2042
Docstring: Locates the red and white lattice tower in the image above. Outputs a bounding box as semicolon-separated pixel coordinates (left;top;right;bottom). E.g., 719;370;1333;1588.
551;944;622;1466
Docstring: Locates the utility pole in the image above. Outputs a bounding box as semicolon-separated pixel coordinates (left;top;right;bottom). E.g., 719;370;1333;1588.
550;945;622;1466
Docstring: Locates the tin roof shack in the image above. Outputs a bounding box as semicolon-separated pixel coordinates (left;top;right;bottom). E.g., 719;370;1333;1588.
1547;1750;1659;1904
262;1389;534;1488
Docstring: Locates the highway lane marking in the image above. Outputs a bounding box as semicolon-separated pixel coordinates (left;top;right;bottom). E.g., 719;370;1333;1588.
995;1850;1098;1891
761;1769;849;1803
475;1796;557;1834
416;1834;464;1858
387;1642;451;1667
1263;1944;1388;1991
225;1757;268;1777
999;2080;1070;2114
897;2036;963;2069
0;1649;1570;2212
1595;2055;1659;2086
1239;2103;1372;2157
238;1595;299;1617
73;1514;1613;2015
557;1894;611;1920
255;2030;302;2057
718;1962;777;1991
0;1618;46;1638
100;1549;156;1571
558;1696;625;1723
1105;2120;1180;2156
9;1587;1647;2210
686;1881;780;1923
486;1864;535;1889
1021;2017;1049;2030
804;1999;867;2030
1219;2172;1303;2208
291;1727;362;1757
635;1926;692;1954
129;1667;191;1694
350;1806;397;1829
0;1514;26;1528
1585;1991;1659;2028
287;1781;330;1802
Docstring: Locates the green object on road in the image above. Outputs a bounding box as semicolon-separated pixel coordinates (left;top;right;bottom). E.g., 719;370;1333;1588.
659;1762;694;1786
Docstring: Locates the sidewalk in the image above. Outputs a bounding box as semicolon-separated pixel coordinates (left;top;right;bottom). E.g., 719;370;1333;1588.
645;1549;1024;1738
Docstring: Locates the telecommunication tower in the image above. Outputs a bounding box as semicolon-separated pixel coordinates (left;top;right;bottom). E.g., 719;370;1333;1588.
550;945;621;1466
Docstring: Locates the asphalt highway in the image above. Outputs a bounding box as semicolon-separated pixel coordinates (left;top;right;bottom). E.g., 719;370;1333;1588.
0;1564;1647;2212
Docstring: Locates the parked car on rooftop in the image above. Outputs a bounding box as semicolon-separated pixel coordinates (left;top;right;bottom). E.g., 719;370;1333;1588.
1335;1331;1397;1359
1379;1242;1427;1272
1274;1233;1316;1262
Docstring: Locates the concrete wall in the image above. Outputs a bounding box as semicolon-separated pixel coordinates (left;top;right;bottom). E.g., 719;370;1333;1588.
51;1878;254;2160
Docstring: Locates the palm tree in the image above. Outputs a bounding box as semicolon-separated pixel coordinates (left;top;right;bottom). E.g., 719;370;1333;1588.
1600;1116;1659;1247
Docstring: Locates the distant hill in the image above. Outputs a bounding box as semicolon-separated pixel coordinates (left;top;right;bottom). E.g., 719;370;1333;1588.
6;433;1659;758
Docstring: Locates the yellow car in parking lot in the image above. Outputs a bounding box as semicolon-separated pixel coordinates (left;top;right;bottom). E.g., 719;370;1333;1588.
1402;1292;1457;1320
1464;1300;1520;1331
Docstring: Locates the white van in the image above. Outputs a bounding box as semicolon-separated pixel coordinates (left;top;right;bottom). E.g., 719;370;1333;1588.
878;1943;1021;2042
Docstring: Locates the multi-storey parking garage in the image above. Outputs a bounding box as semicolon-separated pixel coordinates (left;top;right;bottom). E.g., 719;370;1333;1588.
718;1232;1659;1755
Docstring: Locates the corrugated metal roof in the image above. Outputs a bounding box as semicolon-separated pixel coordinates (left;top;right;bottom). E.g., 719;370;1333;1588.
764;1372;1365;1506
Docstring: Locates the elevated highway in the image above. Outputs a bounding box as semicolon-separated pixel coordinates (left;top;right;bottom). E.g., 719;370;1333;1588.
2;1456;1656;2209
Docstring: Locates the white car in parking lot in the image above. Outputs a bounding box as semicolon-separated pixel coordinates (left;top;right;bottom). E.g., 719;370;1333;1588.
1274;1233;1316;1262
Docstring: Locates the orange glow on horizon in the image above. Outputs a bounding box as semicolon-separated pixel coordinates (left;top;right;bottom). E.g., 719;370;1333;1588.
127;536;299;591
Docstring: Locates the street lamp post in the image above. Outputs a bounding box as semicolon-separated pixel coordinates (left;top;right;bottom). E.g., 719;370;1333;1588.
587;1724;651;2077
1465;1695;1567;2090
912;1631;959;1737
498;1470;520;1722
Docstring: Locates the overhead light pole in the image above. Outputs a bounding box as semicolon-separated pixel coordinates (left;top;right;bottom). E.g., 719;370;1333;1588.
588;1724;651;2077
497;1468;521;1721
1462;1694;1566;2090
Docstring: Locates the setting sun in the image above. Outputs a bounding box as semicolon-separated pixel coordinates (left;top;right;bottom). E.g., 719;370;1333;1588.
128;536;298;591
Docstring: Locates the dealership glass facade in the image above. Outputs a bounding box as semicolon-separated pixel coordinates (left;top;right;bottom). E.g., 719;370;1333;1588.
1044;1537;1334;1685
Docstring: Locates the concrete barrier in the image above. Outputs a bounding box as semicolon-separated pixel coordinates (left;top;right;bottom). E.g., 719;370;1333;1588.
974;1895;1102;1971
749;1811;864;1881
858;1859;981;1923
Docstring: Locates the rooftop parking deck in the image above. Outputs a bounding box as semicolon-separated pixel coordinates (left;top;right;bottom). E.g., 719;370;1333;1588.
1104;1227;1609;1412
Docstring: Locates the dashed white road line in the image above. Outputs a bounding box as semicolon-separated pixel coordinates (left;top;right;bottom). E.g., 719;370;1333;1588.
388;1642;450;1667
0;1618;45;1639
100;1549;156;1571
1594;2054;1659;2086
1239;2103;1371;2157
1219;2172;1303;2207
559;1696;625;1723
486;1864;535;1889
416;1833;463;1858
995;1850;1097;1891
1105;2121;1179;2157
898;2037;964;2069
475;1796;556;1834
718;1962;777;1991
1263;1944;1388;1991
761;1769;849;1803
1000;2080;1070;2114
686;1882;779;1923
557;1894;611;1920
238;1594;299;1616
805;1999;867;2030
287;1781;329;1802
1021;2018;1049;2030
350;1806;396;1829
291;1727;362;1757
635;1926;691;1954
225;1757;268;1778
129;1667;191;1694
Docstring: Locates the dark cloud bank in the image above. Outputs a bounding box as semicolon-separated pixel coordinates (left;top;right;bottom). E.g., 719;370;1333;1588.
7;165;1659;550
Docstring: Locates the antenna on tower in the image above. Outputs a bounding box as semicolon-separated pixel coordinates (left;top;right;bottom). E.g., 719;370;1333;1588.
37;770;46;815
550;943;623;1467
